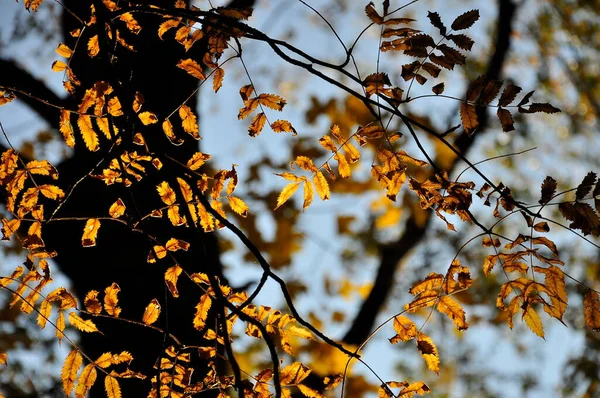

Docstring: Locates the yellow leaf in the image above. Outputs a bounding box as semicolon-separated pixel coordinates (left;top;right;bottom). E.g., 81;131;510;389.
69;312;100;333
142;298;161;325
157;181;177;205
436;295;468;330
522;305;544;338
84;290;102;315
56;43;73;58
158;19;180;39
119;12;141;34
88;35;99;57
213;67;224;92
389;315;417;344
193;294;212;330
271;119;296;135
167;205;186;226
302;180;313;210
398;381;431;397
82;218;101;247
95;117;115;139
228;196;248;217
56;310;65;343
39;184;65;200
59;109;75;147
75;364;97;398
132;91;144;113
287;324;314;340
165;265;183;298
0;353;6;365
334;152;350;178
313;172;330;200
62;349;83;396
104;375;121;398
177;58;205;80
297;384;326;398
94;353;113;368
294;156;318;172
109;199;126;218
138;111;158;125
52;60;68;72
416;332;439;374
107;96;123;117
280;362;311;385
584;290;600;331
165;238;190;252
104;283;121;317
179;104;199;138
187;152;211;171
37;299;51;329
77;115;99;151
275;182;301;210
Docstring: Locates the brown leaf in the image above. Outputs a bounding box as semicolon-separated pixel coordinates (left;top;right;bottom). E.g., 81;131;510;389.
497;108;514;132
450;9;479;30
460;102;478;135
498;83;522;106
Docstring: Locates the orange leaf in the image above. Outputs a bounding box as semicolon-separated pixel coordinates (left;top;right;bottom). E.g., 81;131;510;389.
142;298;161;325
56;43;73;58
109;199;126;218
61;349;83;396
165;265;183;298
56;310;66;343
82;218;101;247
275;182;301;210
280;362;311;385
77;115;99;151
313;172;330;200
187;152;211;170
213;67;224;92
436;295;468;330
389;315;417;343
193;294;212;330
69;312;100;333
177;58;205;80
75;364;97;398
416;332;439;374
59;109;75;148
104;283;121;317
138;111;158;125
179;104;199;138
522;305;544;338
104;375;121;398
84;290;102;315
228;196;249;217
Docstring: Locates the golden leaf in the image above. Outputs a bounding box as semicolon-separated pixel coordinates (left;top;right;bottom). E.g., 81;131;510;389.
75;364;97;398
157;181;177;205
167;205;186;226
0;353;6;365
77;115;99;151
522;305;544;338
271;119;296;135
37;299;51;329
193;294;212;330
84;290;102;315
158;19;180;39
104;283;121;317
56;310;65;343
82;218;101;247
302;180;313;210
257;93;286;111
389;315;417;344
94;353;113;368
119;12;141;34
104;375;121;398
165;265;183;298
138;111;158;125
109;199;126;218
95;117;115;139
313;172;330;200
59;109;75;147
177;58;205;80
275;182;301;210
248;112;267;137
142;298;161;325
228;196;248;217
436;295;468;330
334;152;350;178
280;362;311;385
88;35;99;57
416;332;439;374
52;60;68;72
56;43;73;58
61;349;83;396
179;104;199;138
294;156;318;172
165;238;190;252
213;67;225;92
287;324;314;340
398;381;431;397
69;312;100;333
297;384;325;398
1;218;20;240
39;184;65;200
187;152;211;171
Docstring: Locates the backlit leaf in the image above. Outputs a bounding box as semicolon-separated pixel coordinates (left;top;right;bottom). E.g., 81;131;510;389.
56;310;65;343
280;362;311;385
271;119;297;135
77;115;99;151
109;199;126;218
314;172;330;200
179;105;199;138
142;298;161;325
417;333;439;374
75;364;97;398
213;67;224;92
522;305;544;338
248;112;267;137
104;375;121;398
177;58;205;80
59;109;75;148
193;294;212;330
165;265;183;297
104;283;121;317
228;196;248;217
82;218;101;247
389;315;417;343
69;312;100;333
61;349;83;396
84;290;102;315
138;111;158;125
275;182;301;210
436;295;468;330
303;180;313;210
460;102;478;135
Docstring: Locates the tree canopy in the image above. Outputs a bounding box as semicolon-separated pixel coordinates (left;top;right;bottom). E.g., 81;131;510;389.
1;0;600;397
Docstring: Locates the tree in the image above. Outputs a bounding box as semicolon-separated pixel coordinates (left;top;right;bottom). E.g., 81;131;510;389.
0;0;599;397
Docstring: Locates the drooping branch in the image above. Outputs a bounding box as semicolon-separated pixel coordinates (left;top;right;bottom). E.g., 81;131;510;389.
343;0;518;346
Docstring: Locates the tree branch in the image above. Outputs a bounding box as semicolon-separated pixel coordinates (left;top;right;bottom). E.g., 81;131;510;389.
343;0;518;346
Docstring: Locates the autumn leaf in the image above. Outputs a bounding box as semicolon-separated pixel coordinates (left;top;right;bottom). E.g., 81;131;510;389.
179;104;199;138
69;312;100;333
417;332;439;374
84;290;102;315
389;315;417;343
271;119;297;135
59;109;75;148
104;283;121;317
138;111;158;125
77;115;99;151
177;58;205;80
460;102;478;135
213;67;224;92
522;305;544;338
280;362;311;385
436;295;468;330
104;375;121;398
249;112;267;137
313;172;330;200
584;290;600;331
37;299;51;329
61;349;83;396
165;264;183;297
109;199;126;218
82;218;101;247
275;182;301;210
450;9;479;30
193;294;212;330
228;196;249;217
75;364;97;398
142;298;161;325
302;180;313;210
